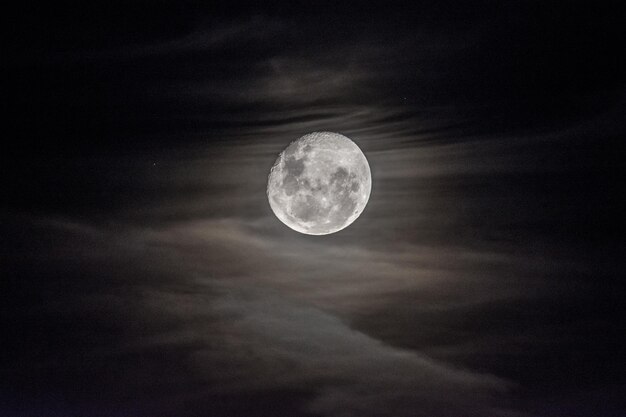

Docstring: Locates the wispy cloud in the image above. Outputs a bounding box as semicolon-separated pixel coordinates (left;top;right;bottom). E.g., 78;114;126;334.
5;216;530;417
87;16;289;60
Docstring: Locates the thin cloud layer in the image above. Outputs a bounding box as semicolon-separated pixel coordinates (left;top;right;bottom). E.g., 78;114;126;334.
3;217;526;417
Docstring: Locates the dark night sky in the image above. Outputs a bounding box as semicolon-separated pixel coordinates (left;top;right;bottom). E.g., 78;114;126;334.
2;2;626;416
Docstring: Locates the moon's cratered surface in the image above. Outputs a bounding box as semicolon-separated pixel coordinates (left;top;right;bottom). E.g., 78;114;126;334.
267;132;371;235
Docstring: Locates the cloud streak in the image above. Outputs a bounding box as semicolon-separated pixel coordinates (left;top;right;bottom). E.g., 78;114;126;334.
2;216;530;417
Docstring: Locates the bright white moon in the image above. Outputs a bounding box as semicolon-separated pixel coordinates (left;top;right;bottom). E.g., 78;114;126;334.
267;132;371;235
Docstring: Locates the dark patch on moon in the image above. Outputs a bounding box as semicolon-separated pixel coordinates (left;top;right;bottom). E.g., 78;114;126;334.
283;175;299;196
330;167;349;184
284;156;306;177
293;195;319;222
282;156;307;196
335;193;357;220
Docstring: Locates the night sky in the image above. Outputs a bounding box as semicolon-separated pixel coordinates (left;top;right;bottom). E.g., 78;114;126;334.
3;2;626;416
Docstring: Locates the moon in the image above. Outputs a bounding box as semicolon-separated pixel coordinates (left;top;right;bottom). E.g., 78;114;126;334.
267;132;371;235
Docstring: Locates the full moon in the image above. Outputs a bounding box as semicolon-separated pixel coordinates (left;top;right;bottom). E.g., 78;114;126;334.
267;132;371;235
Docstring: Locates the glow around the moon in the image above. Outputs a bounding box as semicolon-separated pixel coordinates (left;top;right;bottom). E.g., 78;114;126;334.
267;132;371;235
